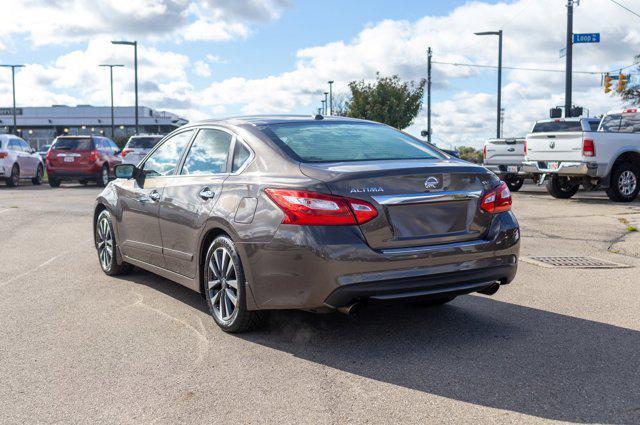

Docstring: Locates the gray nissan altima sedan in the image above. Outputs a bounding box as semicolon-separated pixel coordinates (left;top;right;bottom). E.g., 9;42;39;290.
94;115;520;332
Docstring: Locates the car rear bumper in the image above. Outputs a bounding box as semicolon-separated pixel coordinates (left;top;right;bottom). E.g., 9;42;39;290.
522;160;599;176
484;164;529;176
47;166;101;180
240;211;520;310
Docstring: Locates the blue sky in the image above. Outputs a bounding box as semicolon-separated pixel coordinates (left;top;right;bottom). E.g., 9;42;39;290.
1;0;638;148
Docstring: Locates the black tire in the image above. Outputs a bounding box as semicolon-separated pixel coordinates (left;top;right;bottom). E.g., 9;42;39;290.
96;164;109;187
204;236;264;333
32;164;43;185
79;179;89;186
413;296;457;307
95;210;132;276
546;175;579;199
6;164;19;187
605;162;640;203
48;176;61;188
505;177;525;192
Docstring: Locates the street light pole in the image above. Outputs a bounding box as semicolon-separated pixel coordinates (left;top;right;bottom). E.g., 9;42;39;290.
565;0;575;117
328;81;334;115
323;92;329;115
111;40;139;134
427;47;432;144
474;30;503;139
99;64;124;138
0;64;25;135
321;99;326;115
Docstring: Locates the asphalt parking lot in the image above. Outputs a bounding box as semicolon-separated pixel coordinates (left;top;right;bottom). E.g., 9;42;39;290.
1;183;639;424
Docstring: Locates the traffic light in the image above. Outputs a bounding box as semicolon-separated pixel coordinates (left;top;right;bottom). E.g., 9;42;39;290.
617;73;629;93
603;74;613;93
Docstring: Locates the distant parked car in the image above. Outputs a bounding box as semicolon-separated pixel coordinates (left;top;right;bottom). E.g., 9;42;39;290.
46;135;122;187
121;134;164;165
0;134;44;187
37;144;51;162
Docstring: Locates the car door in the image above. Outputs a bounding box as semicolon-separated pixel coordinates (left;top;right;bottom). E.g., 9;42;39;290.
159;127;233;278
10;139;34;177
22;140;42;172
116;129;195;268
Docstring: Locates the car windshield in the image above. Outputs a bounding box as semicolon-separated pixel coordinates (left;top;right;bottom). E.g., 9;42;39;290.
265;122;441;162
127;136;163;149
532;121;583;133
52;137;93;151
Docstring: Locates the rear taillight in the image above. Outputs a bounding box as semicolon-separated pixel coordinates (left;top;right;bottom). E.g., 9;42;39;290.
523;141;527;155
88;150;98;162
483;145;487;159
582;139;595;157
264;189;378;226
122;149;133;157
0;152;7;159
480;182;512;214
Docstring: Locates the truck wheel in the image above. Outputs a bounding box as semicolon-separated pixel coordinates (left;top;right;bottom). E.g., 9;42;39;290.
605;162;640;202
505;177;525;192
546;175;579;199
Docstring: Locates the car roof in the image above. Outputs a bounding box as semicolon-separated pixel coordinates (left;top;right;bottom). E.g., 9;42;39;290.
535;117;598;123
188;115;377;127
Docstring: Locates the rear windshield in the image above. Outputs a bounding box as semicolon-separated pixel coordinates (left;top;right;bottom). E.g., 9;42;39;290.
127;136;163;149
265;122;441;162
532;121;583;133
52;137;93;151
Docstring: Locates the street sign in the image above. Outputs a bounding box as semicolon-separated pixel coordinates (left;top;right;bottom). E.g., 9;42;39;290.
559;47;566;58
573;33;600;43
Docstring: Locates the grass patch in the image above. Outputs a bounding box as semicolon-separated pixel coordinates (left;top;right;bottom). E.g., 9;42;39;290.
627;225;638;232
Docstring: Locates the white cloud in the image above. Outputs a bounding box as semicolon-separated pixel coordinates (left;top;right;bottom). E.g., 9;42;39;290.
194;60;212;77
1;0;289;47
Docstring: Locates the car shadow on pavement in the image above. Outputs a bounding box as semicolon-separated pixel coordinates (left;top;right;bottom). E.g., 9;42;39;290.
242;296;640;424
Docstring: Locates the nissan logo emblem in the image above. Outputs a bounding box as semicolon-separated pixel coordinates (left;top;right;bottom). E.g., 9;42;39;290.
424;176;440;189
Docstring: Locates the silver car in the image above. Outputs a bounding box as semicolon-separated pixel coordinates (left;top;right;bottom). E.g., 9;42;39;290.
121;134;164;165
94;116;520;333
0;134;44;186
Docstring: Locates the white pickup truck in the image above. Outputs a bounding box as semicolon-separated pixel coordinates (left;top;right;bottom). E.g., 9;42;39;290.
483;138;527;191
523;111;640;202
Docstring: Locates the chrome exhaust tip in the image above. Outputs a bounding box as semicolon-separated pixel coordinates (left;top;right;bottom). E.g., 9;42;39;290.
337;302;363;315
478;282;501;296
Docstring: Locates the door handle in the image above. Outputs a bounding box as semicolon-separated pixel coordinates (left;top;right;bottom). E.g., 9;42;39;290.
199;187;215;200
149;190;161;201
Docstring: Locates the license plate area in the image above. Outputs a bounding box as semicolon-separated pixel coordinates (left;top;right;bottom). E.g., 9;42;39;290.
548;162;559;170
64;157;75;163
387;201;470;238
507;165;518;173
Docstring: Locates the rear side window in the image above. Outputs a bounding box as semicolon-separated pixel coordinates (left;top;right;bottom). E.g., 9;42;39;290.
8;139;22;151
52;137;93;151
588;121;600;131
599;114;622;132
143;130;193;177
232;142;251;172
532;121;582;133
127;136;162;149
180;129;232;175
266;122;440;162
618;113;640;133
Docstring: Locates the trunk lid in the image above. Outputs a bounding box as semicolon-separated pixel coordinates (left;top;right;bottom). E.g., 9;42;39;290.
300;159;497;250
483;138;525;165
525;131;587;162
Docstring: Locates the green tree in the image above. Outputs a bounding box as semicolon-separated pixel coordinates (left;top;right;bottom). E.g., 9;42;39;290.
343;73;426;129
456;146;483;164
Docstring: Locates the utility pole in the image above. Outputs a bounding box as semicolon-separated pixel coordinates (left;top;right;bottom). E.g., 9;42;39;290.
0;64;25;135
323;92;329;115
474;30;503;138
99;64;124;138
321;99;326;115
564;0;576;117
111;40;139;134
426;47;432;144
328;81;334;115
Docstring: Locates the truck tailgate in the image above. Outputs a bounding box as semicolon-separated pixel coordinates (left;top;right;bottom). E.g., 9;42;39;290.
484;138;525;165
526;132;586;162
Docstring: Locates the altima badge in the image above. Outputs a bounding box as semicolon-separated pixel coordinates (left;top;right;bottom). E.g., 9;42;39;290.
350;187;384;194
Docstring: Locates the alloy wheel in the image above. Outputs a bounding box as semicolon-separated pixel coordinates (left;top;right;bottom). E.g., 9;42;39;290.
102;167;109;186
207;247;239;322
618;170;637;196
96;216;114;271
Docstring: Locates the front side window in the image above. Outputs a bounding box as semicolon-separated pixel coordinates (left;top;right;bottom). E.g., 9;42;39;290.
8;139;21;151
265;122;441;163
142;130;193;177
599;114;622;132
180;129;232;175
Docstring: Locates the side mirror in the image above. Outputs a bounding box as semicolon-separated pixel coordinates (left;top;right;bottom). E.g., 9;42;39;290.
29;148;36;154
114;164;136;179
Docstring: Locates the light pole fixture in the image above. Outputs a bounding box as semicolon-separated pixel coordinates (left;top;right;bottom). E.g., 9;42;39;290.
321;99;326;115
111;40;139;134
323;92;329;115
328;81;334;115
99;64;124;138
474;30;503;139
0;64;25;135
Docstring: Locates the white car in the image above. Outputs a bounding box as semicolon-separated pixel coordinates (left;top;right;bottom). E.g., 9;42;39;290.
523;111;640;202
0;134;44;187
120;134;164;165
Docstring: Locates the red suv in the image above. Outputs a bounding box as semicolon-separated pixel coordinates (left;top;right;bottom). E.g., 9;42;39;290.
46;136;122;187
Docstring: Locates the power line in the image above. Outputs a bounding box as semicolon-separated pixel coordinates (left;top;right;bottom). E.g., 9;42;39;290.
432;61;602;74
609;0;640;19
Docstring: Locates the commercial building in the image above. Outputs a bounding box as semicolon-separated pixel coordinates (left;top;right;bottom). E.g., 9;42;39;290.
0;105;188;149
